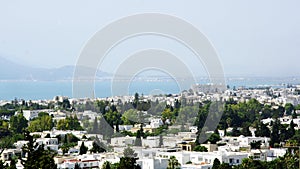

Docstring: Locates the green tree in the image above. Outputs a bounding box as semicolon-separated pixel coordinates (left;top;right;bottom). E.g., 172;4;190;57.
158;135;163;148
212;158;221;169
193;145;208;152
195;103;210;144
287;120;296;140
134;125;144;147
218;163;231;169
57;115;83;130
8;157;17;169
133;93;139;109
102;161;111;169
58;98;71;110
162;108;175;122
255;122;270;137
0;160;7;168
123;146;137;158
121;109;138;125
0;120;10;138
118;157;140;169
250;141;261;149
261;104;272;119
59;133;78;155
270;118;280;147
60;143;73;155
90;136;106;153
21;131;57;169
104;110;121;133
79;142;88;155
285;103;294;115
9;113;28;133
207;133;221;144
28;112;53;132
167;156;181;169
119;147;140;169
241;125;252;137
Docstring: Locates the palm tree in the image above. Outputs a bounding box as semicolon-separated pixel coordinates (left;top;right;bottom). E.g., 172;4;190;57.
167;156;181;169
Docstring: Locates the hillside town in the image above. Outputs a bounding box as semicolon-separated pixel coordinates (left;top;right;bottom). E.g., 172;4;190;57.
1;84;300;169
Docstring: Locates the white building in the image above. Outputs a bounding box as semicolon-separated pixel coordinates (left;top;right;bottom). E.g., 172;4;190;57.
78;140;94;150
22;109;53;121
22;110;39;121
36;138;59;151
1;149;20;161
189;126;198;133
118;125;133;131
156;152;191;165
189;151;248;166
149;118;163;128
221;136;270;148
137;158;168;169
111;136;135;147
237;136;270;148
57;158;99;169
266;148;288;161
181;164;212;169
14;141;29;150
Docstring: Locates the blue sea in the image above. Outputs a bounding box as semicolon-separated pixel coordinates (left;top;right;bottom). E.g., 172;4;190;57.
0;80;181;101
0;77;300;101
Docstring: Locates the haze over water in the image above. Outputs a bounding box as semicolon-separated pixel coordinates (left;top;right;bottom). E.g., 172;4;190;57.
1;77;299;101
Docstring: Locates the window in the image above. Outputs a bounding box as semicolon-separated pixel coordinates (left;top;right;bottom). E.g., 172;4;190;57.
254;153;260;159
229;158;233;164
236;159;240;164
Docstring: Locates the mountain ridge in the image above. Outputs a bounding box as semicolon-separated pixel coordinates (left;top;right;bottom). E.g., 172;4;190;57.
0;56;111;81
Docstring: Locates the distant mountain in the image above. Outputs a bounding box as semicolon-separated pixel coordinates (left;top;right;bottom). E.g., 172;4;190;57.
0;56;111;81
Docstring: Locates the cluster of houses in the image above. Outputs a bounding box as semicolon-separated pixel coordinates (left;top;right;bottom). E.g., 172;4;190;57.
1;85;300;168
1;127;289;169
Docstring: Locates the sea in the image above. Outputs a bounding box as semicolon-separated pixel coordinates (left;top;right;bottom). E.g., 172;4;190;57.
0;77;300;101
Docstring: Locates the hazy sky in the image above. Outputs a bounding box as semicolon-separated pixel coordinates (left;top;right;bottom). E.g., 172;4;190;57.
0;0;299;77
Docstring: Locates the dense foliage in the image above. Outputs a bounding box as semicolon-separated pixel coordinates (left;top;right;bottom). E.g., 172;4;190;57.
1;93;300;168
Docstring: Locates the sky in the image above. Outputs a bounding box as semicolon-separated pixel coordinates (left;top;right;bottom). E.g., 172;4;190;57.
0;0;300;77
